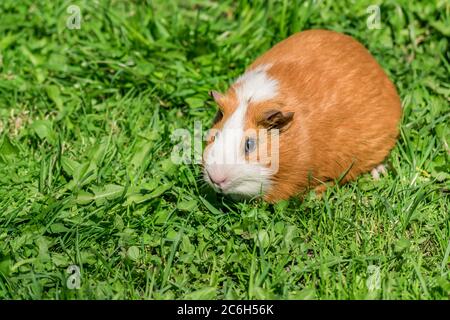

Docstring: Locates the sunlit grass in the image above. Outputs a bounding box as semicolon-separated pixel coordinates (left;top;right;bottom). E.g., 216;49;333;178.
0;0;448;299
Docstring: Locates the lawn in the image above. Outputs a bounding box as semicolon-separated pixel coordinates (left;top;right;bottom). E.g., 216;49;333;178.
0;0;449;299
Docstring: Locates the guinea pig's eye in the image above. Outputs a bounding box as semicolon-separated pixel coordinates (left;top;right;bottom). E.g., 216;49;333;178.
244;137;256;154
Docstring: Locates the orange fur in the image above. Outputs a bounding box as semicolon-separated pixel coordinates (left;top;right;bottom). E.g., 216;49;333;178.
207;29;402;202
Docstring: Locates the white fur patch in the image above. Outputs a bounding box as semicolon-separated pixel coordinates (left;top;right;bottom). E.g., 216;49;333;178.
235;64;278;104
203;64;279;197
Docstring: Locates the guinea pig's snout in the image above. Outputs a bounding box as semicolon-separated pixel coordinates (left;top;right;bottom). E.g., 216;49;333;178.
206;167;228;189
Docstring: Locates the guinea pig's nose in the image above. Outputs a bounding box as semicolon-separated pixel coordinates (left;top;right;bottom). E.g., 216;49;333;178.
207;170;227;188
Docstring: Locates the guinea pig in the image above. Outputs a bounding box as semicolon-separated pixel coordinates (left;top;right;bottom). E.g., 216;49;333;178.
202;29;401;203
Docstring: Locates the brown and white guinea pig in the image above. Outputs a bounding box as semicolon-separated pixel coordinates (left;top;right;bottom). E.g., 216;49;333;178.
202;29;401;203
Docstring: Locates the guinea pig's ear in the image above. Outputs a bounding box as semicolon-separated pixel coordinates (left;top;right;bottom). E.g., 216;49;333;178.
258;110;294;131
209;90;224;106
212;109;223;125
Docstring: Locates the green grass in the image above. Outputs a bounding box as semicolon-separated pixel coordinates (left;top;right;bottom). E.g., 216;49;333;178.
0;0;449;300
